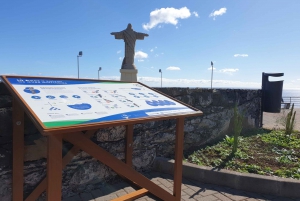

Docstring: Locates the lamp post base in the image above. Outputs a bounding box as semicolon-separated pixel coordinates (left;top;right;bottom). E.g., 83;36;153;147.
120;69;138;82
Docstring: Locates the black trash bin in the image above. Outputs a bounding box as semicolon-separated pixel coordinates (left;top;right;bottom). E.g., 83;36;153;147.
262;72;284;113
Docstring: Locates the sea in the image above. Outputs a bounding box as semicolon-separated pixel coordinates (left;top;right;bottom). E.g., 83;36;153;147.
282;89;300;97
282;89;300;108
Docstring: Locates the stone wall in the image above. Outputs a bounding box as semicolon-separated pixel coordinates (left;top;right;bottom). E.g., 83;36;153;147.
0;82;261;200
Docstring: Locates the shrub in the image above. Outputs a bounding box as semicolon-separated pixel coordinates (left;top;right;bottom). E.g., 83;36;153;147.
232;104;243;153
285;103;296;134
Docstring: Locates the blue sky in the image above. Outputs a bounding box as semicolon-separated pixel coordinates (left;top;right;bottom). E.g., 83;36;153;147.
1;0;300;89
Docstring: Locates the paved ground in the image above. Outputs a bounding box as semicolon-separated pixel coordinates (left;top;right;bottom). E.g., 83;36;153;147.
62;171;299;201
263;108;300;131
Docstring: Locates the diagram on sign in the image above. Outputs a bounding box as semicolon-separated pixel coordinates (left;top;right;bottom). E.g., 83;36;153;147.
24;87;40;94
46;95;56;99
31;96;41;99
67;103;92;110
146;100;176;106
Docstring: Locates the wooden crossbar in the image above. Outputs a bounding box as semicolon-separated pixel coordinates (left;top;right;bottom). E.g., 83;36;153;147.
63;132;175;201
111;188;148;201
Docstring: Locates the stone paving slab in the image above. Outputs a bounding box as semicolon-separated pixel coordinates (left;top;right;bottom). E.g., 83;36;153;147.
62;171;298;201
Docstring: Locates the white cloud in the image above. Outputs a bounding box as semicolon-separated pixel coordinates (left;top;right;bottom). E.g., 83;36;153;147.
207;67;217;70
193;11;199;17
150;47;158;52
135;51;148;59
234;54;248;57
219;68;239;74
117;50;121;54
143;7;191;30
138;59;144;62
119;57;123;61
166;66;181;71
208;67;239;74
297;79;300;81
209;8;227;20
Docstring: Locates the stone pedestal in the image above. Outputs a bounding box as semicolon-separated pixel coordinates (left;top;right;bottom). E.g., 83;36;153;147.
120;69;138;82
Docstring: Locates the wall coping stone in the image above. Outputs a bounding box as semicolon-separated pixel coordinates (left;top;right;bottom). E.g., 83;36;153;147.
153;157;300;198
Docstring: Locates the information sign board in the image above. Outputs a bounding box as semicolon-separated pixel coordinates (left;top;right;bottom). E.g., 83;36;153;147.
3;76;198;129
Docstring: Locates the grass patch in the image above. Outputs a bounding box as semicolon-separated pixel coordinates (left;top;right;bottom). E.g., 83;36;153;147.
186;130;300;179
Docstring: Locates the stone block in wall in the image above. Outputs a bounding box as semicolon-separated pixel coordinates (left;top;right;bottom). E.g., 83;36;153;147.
0;95;12;108
0;174;11;201
0;82;10;95
0;108;38;140
0;108;12;138
0;147;11;169
24;137;47;161
132;148;156;169
96;126;125;142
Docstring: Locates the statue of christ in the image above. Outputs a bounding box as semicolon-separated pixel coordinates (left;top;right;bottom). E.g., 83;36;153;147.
111;23;149;70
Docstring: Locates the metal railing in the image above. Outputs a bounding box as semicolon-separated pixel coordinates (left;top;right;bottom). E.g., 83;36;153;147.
282;97;300;108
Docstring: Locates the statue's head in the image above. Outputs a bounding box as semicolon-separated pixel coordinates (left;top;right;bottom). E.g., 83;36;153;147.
127;23;132;30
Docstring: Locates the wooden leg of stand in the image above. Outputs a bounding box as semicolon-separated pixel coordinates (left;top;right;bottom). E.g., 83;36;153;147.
123;125;150;200
47;135;62;201
12;98;24;201
173;117;184;201
125;124;134;167
25;130;96;201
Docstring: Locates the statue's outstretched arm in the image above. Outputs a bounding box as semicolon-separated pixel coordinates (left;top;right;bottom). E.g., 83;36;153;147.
111;32;124;39
136;32;149;40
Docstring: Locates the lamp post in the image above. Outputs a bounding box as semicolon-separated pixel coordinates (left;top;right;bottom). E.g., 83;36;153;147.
159;69;162;88
77;51;83;79
210;61;213;90
98;67;102;80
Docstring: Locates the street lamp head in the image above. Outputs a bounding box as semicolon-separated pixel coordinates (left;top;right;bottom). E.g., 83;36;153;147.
211;61;213;66
78;51;83;57
159;69;161;73
99;67;102;71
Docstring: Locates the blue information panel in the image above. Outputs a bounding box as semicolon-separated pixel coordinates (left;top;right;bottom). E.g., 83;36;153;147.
4;77;198;128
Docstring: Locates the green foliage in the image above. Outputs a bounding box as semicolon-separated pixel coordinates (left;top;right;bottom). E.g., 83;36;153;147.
189;154;203;165
232;104;244;153
234;150;251;160
186;130;300;180
272;147;298;164
243;164;262;173
261;131;300;148
286;103;297;134
274;168;300;179
212;158;223;166
224;135;234;146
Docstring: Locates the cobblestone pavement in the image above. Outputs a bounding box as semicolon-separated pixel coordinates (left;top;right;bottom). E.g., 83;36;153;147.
62;171;299;201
